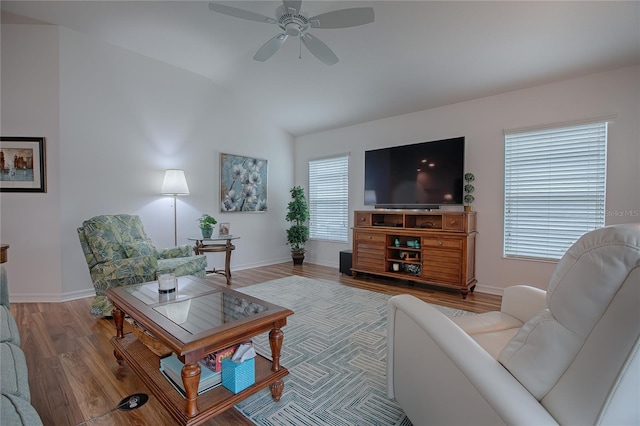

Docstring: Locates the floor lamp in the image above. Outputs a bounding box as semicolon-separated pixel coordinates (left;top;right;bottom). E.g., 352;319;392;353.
161;169;190;246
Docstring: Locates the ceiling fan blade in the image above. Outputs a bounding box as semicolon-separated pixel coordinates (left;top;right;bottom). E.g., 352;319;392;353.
282;0;302;15
253;34;289;62
209;3;276;24
309;7;375;29
301;33;339;66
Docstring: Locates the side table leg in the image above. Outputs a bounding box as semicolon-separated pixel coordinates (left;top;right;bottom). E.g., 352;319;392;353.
224;241;234;285
112;305;125;364
182;362;201;418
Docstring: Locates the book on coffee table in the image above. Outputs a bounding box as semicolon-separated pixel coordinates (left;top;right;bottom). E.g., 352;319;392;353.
160;354;222;397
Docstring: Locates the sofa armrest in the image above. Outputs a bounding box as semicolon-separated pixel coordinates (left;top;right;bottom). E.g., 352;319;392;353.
500;285;547;323
156;245;191;259
387;294;557;426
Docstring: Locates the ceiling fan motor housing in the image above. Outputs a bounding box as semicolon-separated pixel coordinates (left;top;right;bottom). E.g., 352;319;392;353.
278;13;309;36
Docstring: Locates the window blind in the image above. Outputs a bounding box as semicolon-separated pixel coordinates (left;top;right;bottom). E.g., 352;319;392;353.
504;121;607;260
309;155;349;242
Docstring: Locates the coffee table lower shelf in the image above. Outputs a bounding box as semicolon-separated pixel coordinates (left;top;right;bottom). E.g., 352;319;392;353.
111;333;288;426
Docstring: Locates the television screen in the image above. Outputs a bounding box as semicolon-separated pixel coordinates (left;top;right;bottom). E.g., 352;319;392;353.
364;137;465;209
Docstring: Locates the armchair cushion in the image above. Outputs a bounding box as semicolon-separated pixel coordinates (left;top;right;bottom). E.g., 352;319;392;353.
498;224;640;401
123;239;156;258
156;244;192;259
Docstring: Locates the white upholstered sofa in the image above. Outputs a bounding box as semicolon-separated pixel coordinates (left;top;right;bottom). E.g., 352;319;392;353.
387;223;640;425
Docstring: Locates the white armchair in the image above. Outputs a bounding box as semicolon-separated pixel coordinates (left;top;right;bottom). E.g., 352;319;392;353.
387;224;640;425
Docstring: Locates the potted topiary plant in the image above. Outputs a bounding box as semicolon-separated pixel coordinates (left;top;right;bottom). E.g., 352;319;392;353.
464;172;475;212
285;186;309;265
197;214;217;238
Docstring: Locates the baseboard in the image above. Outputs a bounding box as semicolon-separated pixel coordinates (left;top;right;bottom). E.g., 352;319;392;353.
10;287;95;303
474;284;504;296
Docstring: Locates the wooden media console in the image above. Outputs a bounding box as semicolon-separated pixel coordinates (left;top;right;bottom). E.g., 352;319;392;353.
351;210;477;298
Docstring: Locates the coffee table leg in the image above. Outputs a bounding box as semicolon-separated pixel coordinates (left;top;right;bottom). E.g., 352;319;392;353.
270;379;284;402
268;326;285;401
182;362;201;417
269;327;284;371
112;305;124;364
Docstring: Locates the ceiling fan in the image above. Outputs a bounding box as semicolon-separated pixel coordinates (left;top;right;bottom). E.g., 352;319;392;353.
208;1;375;65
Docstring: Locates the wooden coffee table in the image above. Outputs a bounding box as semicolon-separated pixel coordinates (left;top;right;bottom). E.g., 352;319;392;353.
106;275;294;425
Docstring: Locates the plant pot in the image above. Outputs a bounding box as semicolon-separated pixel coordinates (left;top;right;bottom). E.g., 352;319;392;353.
464;205;473;212
201;227;213;238
292;251;305;266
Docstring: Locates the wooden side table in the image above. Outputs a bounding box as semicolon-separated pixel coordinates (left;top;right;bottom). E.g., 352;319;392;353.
188;236;239;285
0;244;8;264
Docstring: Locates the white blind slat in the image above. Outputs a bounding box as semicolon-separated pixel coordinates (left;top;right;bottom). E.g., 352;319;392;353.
309;156;349;242
503;121;607;261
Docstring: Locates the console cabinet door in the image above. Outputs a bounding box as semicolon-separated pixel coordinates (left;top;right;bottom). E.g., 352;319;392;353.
353;231;385;272
421;237;464;286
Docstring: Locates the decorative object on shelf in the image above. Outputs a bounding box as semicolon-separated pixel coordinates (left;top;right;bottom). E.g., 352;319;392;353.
392;263;400;271
414;239;420;248
407;240;415;248
0;137;46;193
464;172;475;212
404;264;421;276
286;186;310;265
394;238;400;247
220;153;268;212
161;169;190;245
219;222;230;236
197;214;218;239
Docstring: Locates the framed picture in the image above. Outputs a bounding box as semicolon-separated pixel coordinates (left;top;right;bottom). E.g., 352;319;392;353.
220;153;267;212
0;137;47;193
219;223;230;236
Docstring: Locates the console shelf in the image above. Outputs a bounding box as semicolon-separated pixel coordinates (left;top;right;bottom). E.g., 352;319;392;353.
352;210;477;298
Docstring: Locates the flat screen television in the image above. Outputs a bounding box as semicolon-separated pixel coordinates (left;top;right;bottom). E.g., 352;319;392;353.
364;137;465;209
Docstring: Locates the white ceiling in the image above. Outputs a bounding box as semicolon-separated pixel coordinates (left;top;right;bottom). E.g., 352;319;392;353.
2;1;639;136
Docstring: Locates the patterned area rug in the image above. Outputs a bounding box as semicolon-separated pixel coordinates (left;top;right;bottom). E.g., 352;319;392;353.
234;276;474;426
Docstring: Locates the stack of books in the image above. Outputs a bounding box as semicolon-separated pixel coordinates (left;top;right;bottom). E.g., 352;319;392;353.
160;354;222;397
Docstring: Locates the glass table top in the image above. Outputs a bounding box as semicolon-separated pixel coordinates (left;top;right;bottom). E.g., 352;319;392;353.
123;276;269;335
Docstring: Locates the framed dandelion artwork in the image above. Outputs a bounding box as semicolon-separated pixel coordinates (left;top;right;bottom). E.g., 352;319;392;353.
220;153;267;212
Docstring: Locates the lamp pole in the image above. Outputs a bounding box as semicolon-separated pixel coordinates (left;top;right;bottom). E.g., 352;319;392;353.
161;169;190;246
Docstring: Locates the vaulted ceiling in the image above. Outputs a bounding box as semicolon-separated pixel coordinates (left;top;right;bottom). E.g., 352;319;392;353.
2;1;639;136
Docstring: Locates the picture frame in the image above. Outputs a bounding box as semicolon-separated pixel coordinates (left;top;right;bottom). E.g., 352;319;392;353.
0;137;47;193
219;223;230;236
220;153;267;212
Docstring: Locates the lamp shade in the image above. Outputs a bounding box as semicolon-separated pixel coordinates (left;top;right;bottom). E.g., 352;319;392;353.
161;169;190;195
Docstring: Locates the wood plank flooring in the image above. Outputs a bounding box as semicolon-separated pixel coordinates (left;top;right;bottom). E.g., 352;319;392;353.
10;263;501;426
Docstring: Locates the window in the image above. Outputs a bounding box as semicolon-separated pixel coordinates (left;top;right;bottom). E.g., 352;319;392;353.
309;155;349;242
504;121;608;260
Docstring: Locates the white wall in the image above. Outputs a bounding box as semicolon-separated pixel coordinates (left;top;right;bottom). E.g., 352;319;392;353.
295;65;640;295
2;24;294;302
1;24;63;299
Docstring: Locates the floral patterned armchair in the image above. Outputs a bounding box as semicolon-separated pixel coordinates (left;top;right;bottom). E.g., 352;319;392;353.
77;214;207;316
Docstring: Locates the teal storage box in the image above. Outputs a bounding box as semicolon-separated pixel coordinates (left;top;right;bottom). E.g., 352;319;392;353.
221;358;255;394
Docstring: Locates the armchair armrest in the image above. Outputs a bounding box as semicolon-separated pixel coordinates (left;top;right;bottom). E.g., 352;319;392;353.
90;255;158;288
387;295;557;425
501;285;547;324
156;244;191;259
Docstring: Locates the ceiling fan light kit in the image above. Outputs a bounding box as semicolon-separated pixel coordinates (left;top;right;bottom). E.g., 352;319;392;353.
209;1;374;65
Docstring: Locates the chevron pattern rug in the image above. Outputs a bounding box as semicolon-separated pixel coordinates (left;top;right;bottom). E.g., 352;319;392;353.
234;276;474;425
